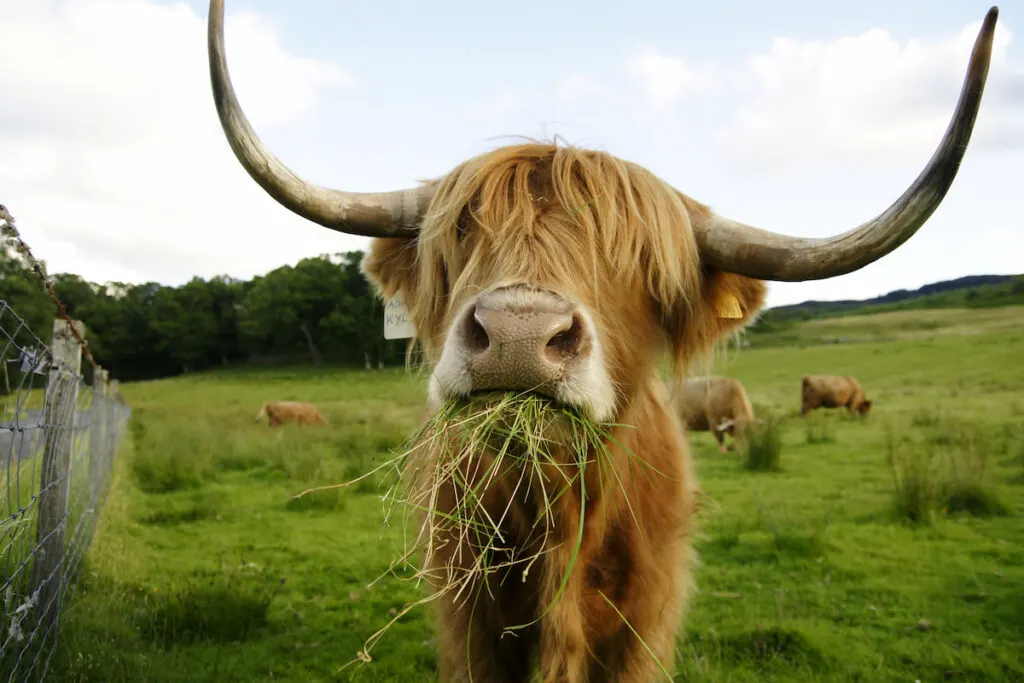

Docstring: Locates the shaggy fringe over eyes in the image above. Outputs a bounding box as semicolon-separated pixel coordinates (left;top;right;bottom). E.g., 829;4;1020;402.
404;139;707;357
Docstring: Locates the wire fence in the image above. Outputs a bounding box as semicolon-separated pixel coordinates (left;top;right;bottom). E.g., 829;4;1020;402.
0;205;131;682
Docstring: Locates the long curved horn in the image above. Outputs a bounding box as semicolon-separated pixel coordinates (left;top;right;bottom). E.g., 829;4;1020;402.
693;6;999;282
207;0;431;239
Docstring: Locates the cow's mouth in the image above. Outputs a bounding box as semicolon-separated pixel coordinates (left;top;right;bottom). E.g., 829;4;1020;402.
419;388;607;463
458;389;591;422
463;388;557;405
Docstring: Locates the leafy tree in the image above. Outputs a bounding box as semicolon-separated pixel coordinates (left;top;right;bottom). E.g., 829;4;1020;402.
151;278;218;374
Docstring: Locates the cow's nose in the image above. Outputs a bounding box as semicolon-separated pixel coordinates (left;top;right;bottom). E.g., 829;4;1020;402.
459;291;588;395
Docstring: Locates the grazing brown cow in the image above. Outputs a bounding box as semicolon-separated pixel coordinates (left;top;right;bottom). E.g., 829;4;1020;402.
207;2;996;680
801;375;873;417
254;401;328;427
667;376;758;453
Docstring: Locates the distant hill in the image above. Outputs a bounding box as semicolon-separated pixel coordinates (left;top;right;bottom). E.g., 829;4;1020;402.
748;273;1024;337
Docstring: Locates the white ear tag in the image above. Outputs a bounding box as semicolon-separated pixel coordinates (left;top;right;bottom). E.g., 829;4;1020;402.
384;293;416;340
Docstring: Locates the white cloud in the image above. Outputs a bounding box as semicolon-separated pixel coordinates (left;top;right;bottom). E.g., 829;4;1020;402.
615;16;1022;309
0;0;357;286
624;18;1024;168
714;18;1024;167
626;47;722;107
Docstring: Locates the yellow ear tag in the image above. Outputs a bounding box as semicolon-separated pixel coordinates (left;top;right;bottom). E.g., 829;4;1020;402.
715;293;743;320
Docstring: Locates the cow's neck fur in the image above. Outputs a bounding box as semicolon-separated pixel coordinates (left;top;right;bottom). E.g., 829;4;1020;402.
414;377;699;681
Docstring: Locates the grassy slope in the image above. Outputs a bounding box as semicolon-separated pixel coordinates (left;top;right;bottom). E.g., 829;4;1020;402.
748;276;1024;349
49;306;1024;682
755;274;1023;324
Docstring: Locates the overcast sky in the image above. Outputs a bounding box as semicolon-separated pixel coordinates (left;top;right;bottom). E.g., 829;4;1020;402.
1;0;1021;309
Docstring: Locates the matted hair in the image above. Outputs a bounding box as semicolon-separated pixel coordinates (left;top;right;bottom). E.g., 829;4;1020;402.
363;139;763;375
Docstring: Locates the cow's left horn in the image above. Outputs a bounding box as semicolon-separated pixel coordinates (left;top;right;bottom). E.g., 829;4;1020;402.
692;6;999;282
207;0;431;239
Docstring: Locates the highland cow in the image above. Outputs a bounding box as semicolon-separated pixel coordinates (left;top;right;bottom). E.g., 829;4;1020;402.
207;2;997;679
801;375;873;417
254;401;328;427
667;375;758;452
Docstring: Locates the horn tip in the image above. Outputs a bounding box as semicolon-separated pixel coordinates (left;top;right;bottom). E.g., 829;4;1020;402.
967;7;999;72
984;6;999;30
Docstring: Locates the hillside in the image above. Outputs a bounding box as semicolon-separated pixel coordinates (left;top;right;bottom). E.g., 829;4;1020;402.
749;274;1024;344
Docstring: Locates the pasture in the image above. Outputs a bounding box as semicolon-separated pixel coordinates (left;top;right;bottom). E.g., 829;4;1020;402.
50;305;1024;682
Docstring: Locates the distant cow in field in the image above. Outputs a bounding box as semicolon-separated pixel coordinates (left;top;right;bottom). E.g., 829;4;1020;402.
254;401;328;427
667;376;758;453
800;375;872;417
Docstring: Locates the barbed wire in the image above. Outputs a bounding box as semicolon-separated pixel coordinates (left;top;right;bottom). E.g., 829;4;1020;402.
0;205;96;372
0;202;131;682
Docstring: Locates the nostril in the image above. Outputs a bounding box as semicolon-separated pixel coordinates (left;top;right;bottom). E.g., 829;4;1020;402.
546;314;584;357
465;305;490;353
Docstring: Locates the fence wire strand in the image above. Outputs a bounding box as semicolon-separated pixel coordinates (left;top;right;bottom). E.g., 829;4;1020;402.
0;205;130;682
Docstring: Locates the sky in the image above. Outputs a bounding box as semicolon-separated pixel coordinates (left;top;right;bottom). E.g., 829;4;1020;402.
1;0;1021;309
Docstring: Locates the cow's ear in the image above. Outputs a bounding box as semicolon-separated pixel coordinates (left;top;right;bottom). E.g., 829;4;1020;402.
360;236;419;303
664;269;767;371
362;234;455;357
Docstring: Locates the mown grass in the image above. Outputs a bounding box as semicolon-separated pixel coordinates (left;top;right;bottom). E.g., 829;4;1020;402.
46;305;1024;682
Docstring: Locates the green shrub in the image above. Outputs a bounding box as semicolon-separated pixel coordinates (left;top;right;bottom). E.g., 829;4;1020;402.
885;427;944;524
741;415;784;472
804;414;835;444
885;414;1009;524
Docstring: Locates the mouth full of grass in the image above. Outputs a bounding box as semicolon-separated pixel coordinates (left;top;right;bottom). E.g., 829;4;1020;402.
330;389;627;668
392;390;610;585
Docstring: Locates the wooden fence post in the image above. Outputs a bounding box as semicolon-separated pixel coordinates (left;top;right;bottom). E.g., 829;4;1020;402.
31;318;85;634
88;367;109;504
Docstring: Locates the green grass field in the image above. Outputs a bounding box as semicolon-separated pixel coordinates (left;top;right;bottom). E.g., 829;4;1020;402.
48;306;1024;682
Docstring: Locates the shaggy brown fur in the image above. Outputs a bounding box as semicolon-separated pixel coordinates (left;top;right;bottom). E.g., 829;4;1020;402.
800;375;873;417
254;401;328;427
666;375;757;453
362;141;767;682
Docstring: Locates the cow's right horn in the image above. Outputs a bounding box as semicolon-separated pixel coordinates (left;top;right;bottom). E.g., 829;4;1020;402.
207;0;432;239
692;6;1000;282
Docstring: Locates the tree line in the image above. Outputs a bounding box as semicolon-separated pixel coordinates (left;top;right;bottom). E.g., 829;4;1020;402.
6;229;1019;385
0;238;408;383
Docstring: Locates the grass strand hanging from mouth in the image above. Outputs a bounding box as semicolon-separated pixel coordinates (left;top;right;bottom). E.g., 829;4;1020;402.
340;390;621;666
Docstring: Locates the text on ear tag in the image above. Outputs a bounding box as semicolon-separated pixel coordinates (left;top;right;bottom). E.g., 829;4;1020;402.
384;294;416;340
